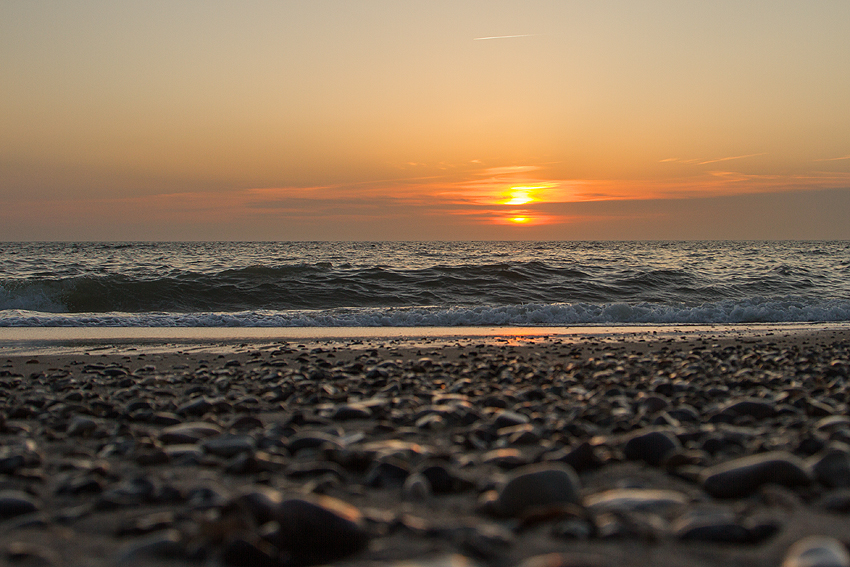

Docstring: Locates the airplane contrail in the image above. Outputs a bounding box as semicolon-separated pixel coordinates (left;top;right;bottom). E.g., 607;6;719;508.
474;34;535;41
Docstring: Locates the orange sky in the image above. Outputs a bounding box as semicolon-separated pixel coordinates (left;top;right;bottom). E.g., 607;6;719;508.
2;1;849;240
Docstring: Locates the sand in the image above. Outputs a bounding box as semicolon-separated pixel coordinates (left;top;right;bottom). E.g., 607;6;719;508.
1;324;850;566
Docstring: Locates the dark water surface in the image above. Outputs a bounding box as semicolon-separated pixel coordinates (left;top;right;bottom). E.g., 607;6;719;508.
2;241;849;326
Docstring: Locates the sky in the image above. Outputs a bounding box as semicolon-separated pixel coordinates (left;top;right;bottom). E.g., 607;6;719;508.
2;0;849;241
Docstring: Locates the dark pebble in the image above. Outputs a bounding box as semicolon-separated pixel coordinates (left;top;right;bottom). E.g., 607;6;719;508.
494;463;581;518
270;496;370;564
622;428;682;467
701;451;812;498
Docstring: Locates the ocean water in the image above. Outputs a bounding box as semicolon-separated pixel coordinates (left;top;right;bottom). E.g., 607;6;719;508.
1;241;849;327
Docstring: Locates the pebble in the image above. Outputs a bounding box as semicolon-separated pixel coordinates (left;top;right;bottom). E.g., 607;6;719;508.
781;536;850;567
66;415;98;437
269;496;370;564
3;542;58;567
622;428;681;466
0;490;40;519
584;488;688;515
201;434;257;458
700;451;812;498
808;444;850;488
494;463;581;517
114;529;185;564
671;506;773;543
158;422;223;444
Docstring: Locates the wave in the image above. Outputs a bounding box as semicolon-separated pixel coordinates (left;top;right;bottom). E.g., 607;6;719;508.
2;259;836;315
2;297;849;327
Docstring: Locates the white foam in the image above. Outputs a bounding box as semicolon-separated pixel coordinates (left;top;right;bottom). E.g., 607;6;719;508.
2;297;849;327
0;284;68;313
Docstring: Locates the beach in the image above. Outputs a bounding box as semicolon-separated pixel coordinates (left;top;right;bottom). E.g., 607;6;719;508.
2;324;850;566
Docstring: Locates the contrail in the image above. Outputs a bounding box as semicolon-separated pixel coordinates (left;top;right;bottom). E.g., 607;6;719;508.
474;34;535;41
814;155;850;162
698;152;766;165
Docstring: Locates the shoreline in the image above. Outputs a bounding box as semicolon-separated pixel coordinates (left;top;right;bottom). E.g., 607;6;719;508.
1;322;848;356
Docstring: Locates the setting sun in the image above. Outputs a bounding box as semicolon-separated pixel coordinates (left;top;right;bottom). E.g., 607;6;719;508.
510;216;530;223
501;186;544;206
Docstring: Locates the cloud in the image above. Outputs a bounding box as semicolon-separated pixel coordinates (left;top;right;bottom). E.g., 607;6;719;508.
478;165;542;176
473;34;536;41
814;155;850;162
697;153;767;165
659;154;767;166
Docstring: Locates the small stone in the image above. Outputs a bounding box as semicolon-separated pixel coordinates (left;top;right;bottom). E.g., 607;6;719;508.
330;404;373;421
808;444;850;488
66;416;98;437
482;448;528;469
544;442;601;472
494;463;581;518
115;529;185;563
3;542;58;567
584;488;688;515
418;464;474;494
176;397;214;416
816;489;850;513
0;490;39;519
717;398;778;420
287;431;342;455
163;444;204;463
622;428;681;466
672;507;752;543
402;473;432;501
782;536;850;567
492;410;530;429
701;451;812;498
158;422;222;445
201;434;256;458
364;458;410;488
270;496;369;564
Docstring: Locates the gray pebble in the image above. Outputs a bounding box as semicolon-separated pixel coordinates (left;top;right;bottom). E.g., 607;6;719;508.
158;422;222;445
495;463;581;517
0;490;39;519
584;488;688;515
622;428;681;466
809;444;850;488
201;434;256;458
701;451;812;498
782;536;850;567
271;496;370;564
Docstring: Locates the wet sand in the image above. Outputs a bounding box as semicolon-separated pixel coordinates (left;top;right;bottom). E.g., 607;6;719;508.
2;324;850;566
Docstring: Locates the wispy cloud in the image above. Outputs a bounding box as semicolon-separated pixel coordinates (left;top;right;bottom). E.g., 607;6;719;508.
660;154;767;166
478;165;541;176
473;34;536;41
698;152;767;165
814;155;850;162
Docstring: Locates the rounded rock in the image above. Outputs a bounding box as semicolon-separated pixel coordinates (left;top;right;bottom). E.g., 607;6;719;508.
0;490;39;519
782;536;850;567
809;445;850;488
622;428;681;467
701;451;812;498
271;496;369;564
495;463;581;517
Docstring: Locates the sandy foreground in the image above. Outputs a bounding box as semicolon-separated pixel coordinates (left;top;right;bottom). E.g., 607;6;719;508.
2;324;850;566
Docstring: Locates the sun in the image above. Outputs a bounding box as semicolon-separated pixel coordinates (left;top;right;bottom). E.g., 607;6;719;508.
500;186;543;206
509;216;530;224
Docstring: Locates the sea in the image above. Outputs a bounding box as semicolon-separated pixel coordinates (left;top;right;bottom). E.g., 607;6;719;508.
1;241;849;328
